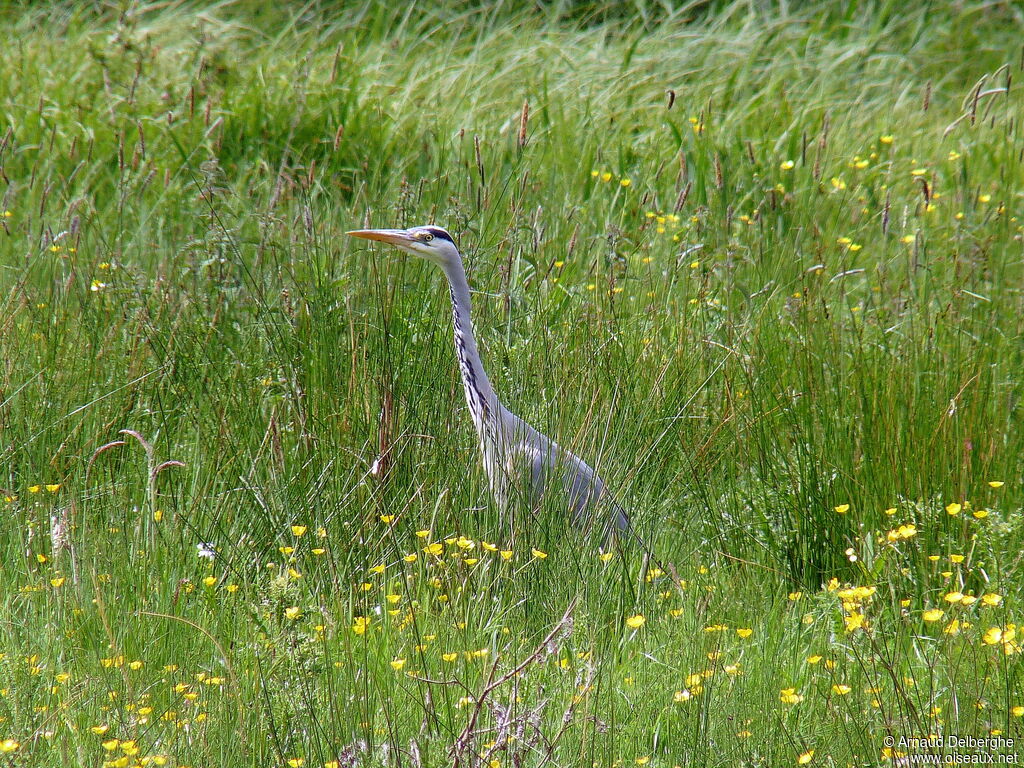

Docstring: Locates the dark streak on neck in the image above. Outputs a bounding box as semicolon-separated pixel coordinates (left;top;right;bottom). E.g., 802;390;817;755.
450;286;490;422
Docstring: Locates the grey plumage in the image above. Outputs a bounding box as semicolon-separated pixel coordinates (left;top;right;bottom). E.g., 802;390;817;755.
347;225;629;539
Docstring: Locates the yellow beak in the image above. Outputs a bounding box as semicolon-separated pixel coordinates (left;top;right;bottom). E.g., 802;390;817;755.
346;228;414;246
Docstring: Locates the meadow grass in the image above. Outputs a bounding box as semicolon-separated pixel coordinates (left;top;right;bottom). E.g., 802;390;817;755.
1;1;1023;765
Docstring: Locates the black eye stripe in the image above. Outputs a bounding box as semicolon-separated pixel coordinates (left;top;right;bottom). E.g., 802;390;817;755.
423;227;454;244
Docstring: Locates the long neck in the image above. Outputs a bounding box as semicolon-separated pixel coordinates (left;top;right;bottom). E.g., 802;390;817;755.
442;257;499;432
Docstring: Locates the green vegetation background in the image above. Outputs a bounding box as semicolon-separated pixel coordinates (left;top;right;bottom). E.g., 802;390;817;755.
1;1;1022;766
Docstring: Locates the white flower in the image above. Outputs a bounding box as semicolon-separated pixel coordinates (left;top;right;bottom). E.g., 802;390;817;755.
197;542;217;560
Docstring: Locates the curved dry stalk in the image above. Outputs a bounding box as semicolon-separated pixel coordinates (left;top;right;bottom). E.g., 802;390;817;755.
451;598;577;768
86;440;126;477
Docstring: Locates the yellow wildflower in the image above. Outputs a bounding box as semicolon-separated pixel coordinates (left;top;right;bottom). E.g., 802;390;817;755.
780;687;804;704
983;627;1003;645
844;612;865;632
625;614;646;630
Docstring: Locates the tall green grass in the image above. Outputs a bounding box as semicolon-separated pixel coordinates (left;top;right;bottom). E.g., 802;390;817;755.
1;1;1022;765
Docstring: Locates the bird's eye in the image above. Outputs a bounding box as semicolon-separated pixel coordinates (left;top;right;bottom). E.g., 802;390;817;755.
423;233;434;242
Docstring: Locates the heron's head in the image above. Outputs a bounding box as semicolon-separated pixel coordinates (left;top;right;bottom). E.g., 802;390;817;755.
346;225;459;268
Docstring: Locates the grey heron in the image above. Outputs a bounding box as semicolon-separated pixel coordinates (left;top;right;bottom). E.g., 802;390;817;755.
347;225;630;540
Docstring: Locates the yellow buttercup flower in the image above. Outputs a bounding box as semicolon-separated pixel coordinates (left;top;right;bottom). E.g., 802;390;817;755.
625;614;646;630
844;612;865;632
983;627;1003;645
780;687;804;704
